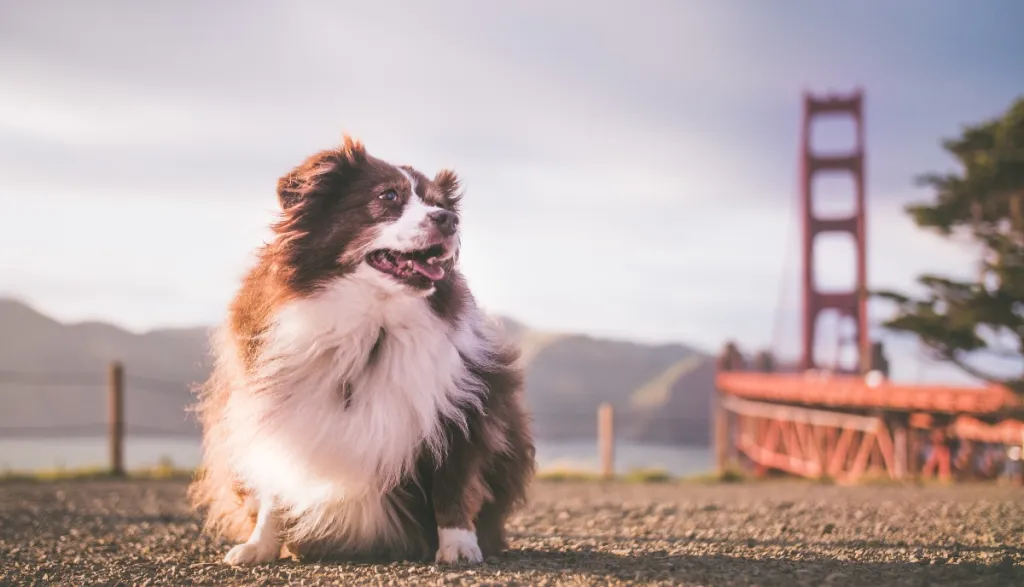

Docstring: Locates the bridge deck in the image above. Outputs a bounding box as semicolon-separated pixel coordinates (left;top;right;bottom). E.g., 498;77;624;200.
716;372;1019;415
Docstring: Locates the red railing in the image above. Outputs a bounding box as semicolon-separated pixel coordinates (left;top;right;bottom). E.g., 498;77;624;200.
716;372;1019;415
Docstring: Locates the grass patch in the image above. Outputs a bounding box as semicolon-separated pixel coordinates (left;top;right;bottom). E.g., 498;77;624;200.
678;466;749;484
537;466;678;483
0;456;195;483
621;467;674;483
0;468;195;483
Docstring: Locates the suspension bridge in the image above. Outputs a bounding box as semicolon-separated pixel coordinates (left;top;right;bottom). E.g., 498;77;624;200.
713;89;1024;484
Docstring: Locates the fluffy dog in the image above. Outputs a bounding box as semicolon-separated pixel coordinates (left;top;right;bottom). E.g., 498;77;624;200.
188;135;535;565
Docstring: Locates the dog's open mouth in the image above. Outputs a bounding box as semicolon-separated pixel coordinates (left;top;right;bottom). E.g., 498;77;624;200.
366;244;447;286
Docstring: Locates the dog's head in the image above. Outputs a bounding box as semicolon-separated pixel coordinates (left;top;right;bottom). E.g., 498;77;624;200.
271;135;463;295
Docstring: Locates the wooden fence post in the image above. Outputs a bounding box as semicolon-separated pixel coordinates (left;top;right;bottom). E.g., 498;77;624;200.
108;361;125;477
597;403;614;480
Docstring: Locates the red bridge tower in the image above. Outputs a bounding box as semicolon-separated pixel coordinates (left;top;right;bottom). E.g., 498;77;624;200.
799;90;870;374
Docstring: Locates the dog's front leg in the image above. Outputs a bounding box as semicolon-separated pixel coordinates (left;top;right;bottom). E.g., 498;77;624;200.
432;427;487;564
224;495;281;565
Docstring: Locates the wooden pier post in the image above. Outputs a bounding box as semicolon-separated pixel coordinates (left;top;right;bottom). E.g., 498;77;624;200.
907;426;922;481
597;403;614;480
108;361;125;477
892;420;908;481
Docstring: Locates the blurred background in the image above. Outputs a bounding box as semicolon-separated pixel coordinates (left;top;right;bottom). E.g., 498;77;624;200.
1;0;1022;479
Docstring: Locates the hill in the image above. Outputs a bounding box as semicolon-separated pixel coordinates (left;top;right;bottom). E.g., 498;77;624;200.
0;298;715;446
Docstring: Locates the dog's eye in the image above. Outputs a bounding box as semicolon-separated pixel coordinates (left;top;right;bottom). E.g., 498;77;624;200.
379;189;399;202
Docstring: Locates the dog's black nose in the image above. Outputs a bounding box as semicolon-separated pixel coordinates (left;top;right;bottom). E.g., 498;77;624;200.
428;210;458;236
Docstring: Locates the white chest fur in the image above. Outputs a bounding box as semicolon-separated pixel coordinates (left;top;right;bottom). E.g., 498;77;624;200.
221;269;487;545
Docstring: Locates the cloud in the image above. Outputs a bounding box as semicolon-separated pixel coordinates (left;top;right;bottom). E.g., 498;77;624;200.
1;0;1021;385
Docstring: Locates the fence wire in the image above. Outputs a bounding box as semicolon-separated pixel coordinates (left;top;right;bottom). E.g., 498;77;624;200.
0;366;714;476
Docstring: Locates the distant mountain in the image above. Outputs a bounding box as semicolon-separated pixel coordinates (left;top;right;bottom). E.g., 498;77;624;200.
0;298;715;446
503;324;715;445
0;298;211;439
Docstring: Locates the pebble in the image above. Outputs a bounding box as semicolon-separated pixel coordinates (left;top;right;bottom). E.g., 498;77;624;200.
1;480;1022;586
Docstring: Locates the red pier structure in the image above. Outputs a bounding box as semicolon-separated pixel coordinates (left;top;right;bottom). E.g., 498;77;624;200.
713;90;1024;485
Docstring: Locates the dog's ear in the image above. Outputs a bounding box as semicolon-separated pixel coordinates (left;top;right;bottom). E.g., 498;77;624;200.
434;169;463;206
276;134;368;210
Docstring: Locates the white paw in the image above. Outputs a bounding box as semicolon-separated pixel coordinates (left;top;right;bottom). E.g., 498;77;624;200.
435;527;483;564
224;542;278;566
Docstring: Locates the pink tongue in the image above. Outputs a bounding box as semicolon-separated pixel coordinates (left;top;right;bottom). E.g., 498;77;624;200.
411;259;445;281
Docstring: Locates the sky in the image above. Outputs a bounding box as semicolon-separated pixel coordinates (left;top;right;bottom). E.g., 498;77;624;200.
1;0;1022;384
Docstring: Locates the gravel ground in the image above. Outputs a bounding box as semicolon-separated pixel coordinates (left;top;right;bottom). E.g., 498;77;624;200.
1;480;1022;586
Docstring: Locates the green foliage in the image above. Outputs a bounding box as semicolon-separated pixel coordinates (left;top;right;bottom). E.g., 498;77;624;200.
875;97;1024;392
621;467;674;483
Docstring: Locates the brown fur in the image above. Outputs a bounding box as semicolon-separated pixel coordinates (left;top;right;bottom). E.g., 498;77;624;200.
188;134;535;562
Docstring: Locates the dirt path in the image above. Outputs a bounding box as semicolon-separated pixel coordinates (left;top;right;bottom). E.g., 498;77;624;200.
1;479;1022;585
